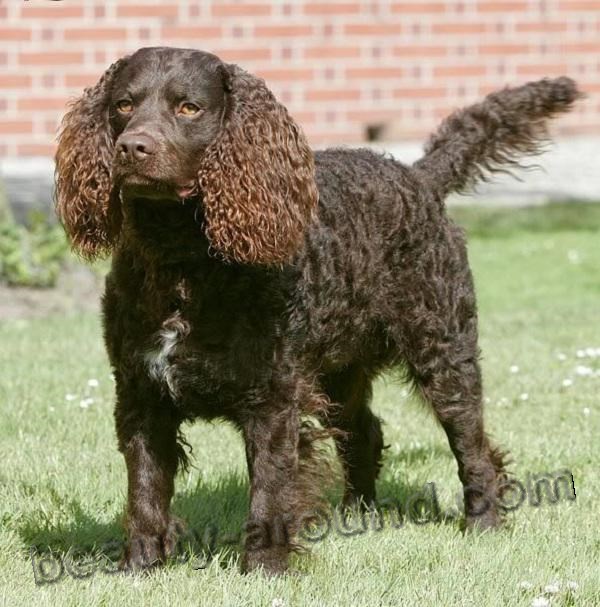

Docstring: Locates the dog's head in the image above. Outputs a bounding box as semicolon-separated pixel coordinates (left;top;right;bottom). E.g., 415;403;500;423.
55;47;318;264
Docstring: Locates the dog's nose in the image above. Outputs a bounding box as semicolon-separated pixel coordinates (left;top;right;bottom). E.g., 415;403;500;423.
118;133;157;161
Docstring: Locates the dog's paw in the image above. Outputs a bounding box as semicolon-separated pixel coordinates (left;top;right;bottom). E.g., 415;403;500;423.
240;547;289;576
465;508;502;532
119;535;164;573
119;518;185;573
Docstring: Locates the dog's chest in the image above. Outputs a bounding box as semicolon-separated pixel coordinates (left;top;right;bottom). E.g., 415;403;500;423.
140;277;283;413
144;312;189;400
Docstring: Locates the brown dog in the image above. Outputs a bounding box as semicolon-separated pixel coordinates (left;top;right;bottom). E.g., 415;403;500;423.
55;47;579;574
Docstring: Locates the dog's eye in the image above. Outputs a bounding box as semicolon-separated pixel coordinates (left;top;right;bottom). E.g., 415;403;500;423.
178;102;202;116
116;99;134;114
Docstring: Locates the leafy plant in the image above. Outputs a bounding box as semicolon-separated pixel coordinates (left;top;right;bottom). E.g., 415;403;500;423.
0;212;70;287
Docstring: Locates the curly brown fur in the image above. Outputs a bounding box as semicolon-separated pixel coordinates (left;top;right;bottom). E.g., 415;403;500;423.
415;76;582;195
55;46;580;575
198;65;318;265
55;58;127;259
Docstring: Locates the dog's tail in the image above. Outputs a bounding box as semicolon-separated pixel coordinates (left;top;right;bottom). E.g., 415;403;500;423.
413;77;582;197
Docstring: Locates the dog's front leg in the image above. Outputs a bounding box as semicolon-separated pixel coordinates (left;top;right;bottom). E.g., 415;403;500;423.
114;386;182;572
241;405;301;575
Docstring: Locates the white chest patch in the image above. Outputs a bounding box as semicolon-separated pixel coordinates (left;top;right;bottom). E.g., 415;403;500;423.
144;313;190;400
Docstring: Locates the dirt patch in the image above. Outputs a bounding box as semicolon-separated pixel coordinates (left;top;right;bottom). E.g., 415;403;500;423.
0;266;103;320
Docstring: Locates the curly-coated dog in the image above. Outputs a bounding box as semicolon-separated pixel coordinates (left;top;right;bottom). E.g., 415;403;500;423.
55;46;580;575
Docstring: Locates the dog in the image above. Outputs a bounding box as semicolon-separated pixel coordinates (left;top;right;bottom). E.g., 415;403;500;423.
55;46;580;574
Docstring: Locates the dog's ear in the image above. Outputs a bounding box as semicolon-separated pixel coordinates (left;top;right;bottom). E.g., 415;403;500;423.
55;58;126;260
197;65;318;265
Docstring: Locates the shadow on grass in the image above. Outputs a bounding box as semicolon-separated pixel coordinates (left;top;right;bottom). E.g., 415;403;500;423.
17;442;460;577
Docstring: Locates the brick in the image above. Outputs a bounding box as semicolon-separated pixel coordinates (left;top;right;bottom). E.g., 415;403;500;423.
561;43;600;53
257;68;314;81
17;143;56;156
393;87;446;98
161;26;222;38
0;28;31;41
255;25;313;36
516;22;568;33
391;2;445;12
393;45;447;57
477;1;528;11
305;46;361;59
560;1;600;8
347;109;402;121
21;6;84;18
479;84;508;95
345;24;403;35
304;3;360;14
288;111;317;124
212;3;271;16
66;74;100;88
434;65;486;77
347;67;404;79
116;4;178;18
18;98;70;111
433;23;487;34
517;64;569;76
0;74;31;88
306;89;361;101
479;44;531;55
0;121;33;134
64;28;127;41
20;52;83;66
216;48;272;61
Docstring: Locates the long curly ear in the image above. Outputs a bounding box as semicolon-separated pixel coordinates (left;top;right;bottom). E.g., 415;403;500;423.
55;58;126;260
197;65;318;265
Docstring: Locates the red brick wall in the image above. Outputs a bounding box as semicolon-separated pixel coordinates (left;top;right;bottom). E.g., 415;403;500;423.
1;0;599;157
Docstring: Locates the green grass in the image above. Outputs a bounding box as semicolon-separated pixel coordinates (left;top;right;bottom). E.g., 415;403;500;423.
1;204;599;606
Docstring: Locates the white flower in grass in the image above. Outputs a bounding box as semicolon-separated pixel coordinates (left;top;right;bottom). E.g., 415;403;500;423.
531;597;550;607
87;378;99;388
575;365;593;376
576;350;585;358
566;581;579;591
567;249;580;263
510;365;520;374
556;352;567;361
562;378;573;387
585;347;597;357
544;582;560;594
519;393;529;401
65;394;76;401
272;600;286;607
48;406;55;413
583;407;590;416
79;398;94;409
519;581;533;590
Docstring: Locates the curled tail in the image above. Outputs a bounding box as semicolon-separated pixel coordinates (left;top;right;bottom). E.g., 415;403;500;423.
414;77;582;196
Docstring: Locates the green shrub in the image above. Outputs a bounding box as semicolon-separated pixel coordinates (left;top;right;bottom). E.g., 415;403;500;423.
0;212;70;287
0;179;12;223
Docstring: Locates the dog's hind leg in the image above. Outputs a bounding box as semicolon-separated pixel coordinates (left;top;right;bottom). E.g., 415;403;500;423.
399;282;507;530
322;365;385;508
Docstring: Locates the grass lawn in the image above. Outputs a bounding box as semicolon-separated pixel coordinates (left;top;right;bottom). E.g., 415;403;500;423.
1;204;599;606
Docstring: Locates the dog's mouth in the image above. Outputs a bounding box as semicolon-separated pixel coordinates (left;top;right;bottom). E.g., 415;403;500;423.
118;177;200;202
